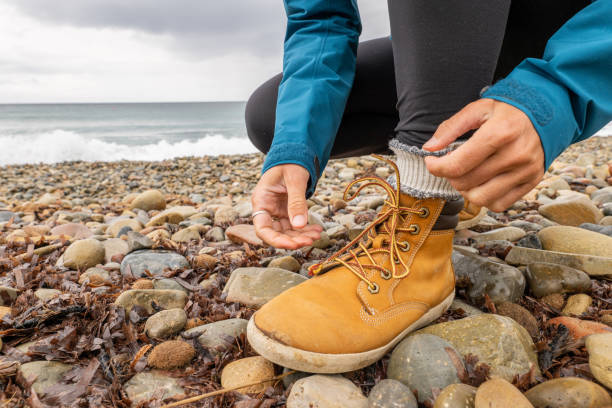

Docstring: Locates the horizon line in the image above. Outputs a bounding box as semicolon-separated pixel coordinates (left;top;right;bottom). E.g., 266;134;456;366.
0;100;247;105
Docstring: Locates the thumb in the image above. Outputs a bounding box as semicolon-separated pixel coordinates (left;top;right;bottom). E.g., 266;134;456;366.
423;100;492;151
285;170;309;229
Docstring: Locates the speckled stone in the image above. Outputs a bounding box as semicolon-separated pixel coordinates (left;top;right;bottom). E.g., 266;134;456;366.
474;378;533;408
120;250;189;278
562;294;593;316
287;375;368;408
434;383;477;408
526;263;591;298
368;379;417;408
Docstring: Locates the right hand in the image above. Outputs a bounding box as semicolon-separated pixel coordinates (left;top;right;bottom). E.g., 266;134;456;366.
251;164;323;249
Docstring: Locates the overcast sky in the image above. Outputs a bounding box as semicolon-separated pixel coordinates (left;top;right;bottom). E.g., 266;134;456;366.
0;1;390;103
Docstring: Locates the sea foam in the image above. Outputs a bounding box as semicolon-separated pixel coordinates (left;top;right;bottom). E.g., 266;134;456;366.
0;130;258;166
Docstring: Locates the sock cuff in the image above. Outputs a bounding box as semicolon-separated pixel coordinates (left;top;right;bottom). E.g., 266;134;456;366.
389;139;464;200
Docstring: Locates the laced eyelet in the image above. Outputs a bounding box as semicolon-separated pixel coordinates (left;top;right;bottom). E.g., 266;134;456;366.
394;256;400;264
409;224;420;235
398;241;411;251
380;270;392;280
368;282;379;294
418;207;430;218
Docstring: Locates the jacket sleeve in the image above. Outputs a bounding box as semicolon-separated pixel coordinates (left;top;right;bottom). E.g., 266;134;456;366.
261;0;361;197
482;0;612;169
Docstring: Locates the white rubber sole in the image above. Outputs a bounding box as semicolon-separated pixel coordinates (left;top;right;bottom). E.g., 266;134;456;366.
246;291;455;374
456;207;488;230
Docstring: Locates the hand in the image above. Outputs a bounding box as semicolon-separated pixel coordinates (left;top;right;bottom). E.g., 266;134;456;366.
251;164;323;249
423;99;545;212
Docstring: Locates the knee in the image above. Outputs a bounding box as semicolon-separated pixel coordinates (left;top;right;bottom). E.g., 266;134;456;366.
245;74;281;154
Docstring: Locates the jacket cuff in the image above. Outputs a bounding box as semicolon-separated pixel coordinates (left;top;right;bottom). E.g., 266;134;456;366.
482;67;578;170
262;142;321;198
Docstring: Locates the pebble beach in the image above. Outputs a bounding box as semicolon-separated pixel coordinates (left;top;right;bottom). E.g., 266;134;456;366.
0;136;611;407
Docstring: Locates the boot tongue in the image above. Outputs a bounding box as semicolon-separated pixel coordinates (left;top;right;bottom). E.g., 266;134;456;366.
398;190;419;207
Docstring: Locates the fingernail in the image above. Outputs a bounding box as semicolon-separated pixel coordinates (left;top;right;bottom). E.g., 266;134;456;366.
422;137;438;150
292;215;306;227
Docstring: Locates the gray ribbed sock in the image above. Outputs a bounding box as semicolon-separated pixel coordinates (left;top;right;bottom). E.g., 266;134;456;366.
389;139;463;200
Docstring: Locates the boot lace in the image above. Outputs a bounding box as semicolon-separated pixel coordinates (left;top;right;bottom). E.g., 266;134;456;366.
308;155;429;294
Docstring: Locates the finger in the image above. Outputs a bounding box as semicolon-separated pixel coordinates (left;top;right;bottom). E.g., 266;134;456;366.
284;228;321;241
285;172;309;229
425;120;501;179
447;149;528;191
423;99;493;151
258;227;305;249
488;182;536;212
279;218;292;231
460;166;538;210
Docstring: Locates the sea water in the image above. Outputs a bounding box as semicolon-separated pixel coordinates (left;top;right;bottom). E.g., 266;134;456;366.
0;102;256;166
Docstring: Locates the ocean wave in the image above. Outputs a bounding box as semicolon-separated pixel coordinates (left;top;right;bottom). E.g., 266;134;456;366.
0;130;258;166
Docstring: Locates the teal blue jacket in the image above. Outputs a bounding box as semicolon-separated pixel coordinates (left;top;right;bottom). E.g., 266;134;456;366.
262;0;612;196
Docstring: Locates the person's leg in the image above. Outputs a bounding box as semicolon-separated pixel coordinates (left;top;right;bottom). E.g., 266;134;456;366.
245;37;398;159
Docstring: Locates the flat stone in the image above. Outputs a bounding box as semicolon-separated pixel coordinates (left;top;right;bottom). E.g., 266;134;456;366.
579;223;612;237
223;267;307;307
204;226;225;242
496;302;539;338
171;226;201;242
538;226;612;258
123;371;184;403
114;289;188;314
226;224;264;246
562;294;593;316
221;356;275;394
526;263;591;298
146;206;197;227
63;238;106;270
34;288;61;302
474;378;533;408
509;220;544;233
107;218;143;238
50;223;93;239
505;246;612;277
585;333;612;390
120;250;189;278
268;255;300;272
19;361;72;395
417;314;540;381
472;227;526;244
186;318;248;356
452;249;525;304
0;211;20;224
538;195;602;226
126;230;153;252
434;384;477;408
312;231;332;249
130;190;166;211
199;273;218;290
516;234;543;250
547;316;612;340
78;267;110;285
450;299;483;317
153;278;188;293
0;286;18;306
368;379;417;408
287;375;368;408
524;377;612;408
388;334;464;404
145;308;187;339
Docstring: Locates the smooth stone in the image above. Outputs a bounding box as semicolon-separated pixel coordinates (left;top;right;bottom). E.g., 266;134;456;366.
526;263;591;298
126;230;153;252
35;192;60;205
223;267;307;307
434;384;477;408
452;249;525;304
103;238;129;263
153;278;188;293
538;195;602;226
50;223;93;239
171;226;201;242
130;190;166;211
146;229;170;240
234;200;253;218
214;205;239;225
204;226;225;242
474;378;533;408
538;226;612;258
120;250;189;278
505;246;612;277
471;227;526;244
450;299;483;317
199;273;218;290
225;224;264;246
78;267;110;285
327;224;348;239
580;223;612;237
0;211;20;224
0;286;18;306
591;186;612;201
311;231;332;249
282;367;311;389
496;302;539;338
516;234;543;250
417;315;540;381
146;206;197;227
220;356;275;394
63;238;106;270
19;361;72;395
187;318;248;355
592;191;612;206
547;316;612;340
388;334;464;404
538;176;571;192
368;379;417;408
562;293;593;316
268;255;301;272
145;308;187;339
107;218;143;238
123;371;184;403
34;288;61;302
524;377;612;408
114;289;188;314
287;375;368;408
585;333;612;390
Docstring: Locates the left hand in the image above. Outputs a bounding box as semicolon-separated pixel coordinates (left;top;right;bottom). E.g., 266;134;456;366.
423;98;545;212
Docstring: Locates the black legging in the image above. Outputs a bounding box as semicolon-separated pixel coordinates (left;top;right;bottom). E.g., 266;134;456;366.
246;0;589;159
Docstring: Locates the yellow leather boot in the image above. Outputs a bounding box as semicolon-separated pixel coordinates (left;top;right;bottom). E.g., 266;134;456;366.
247;156;461;373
